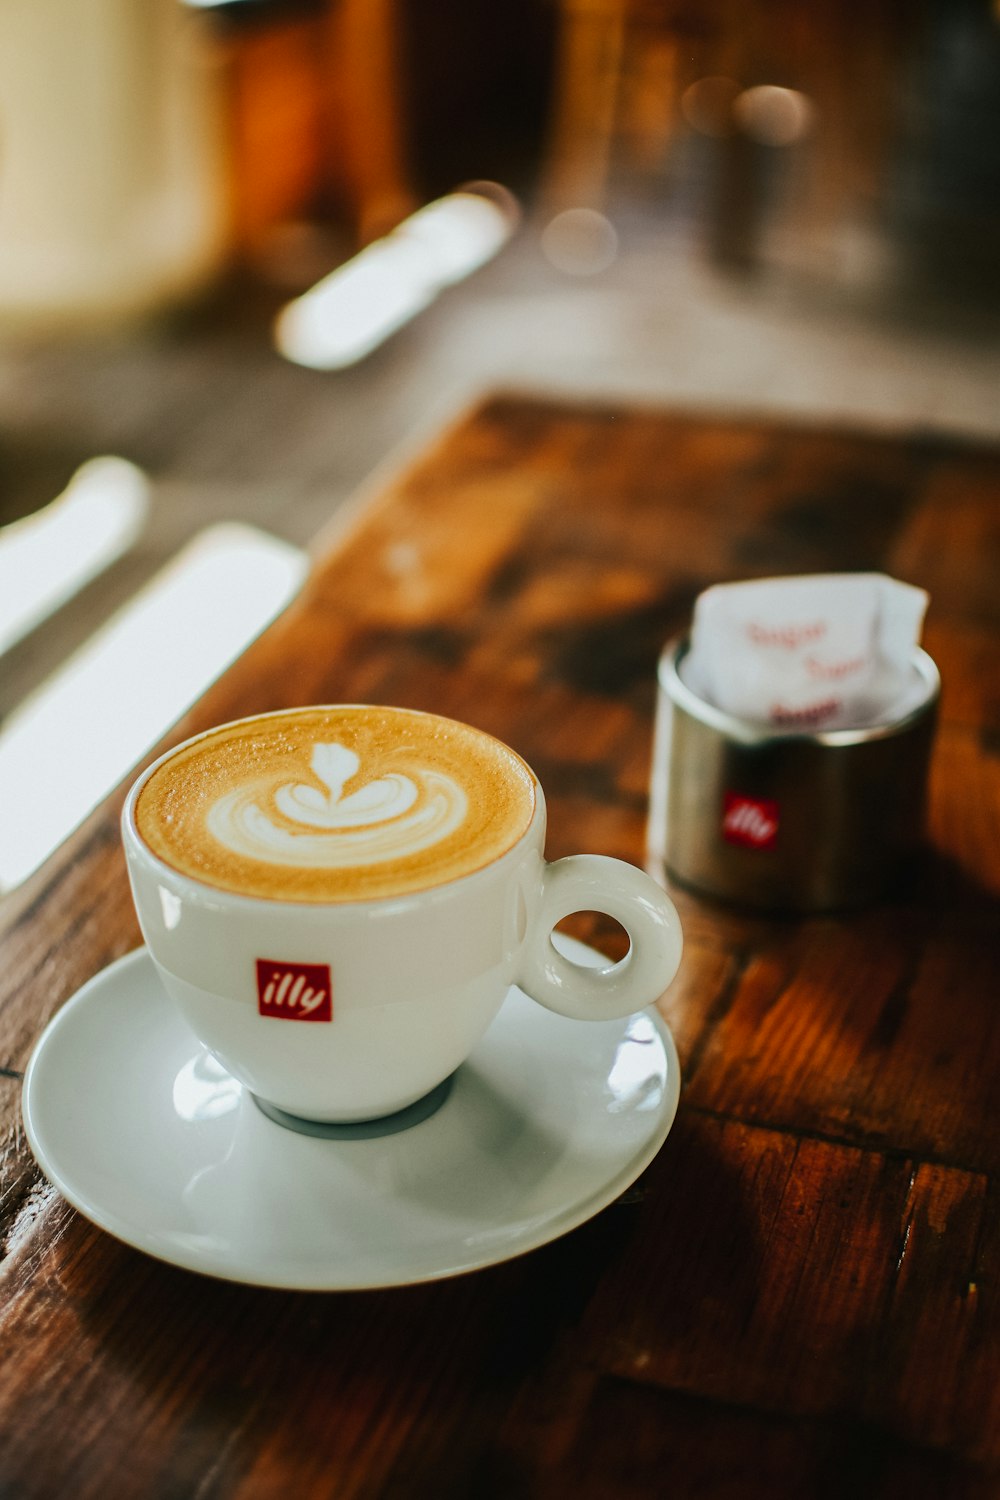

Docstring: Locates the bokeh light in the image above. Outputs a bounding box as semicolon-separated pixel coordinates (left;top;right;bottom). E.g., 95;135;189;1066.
733;86;815;146
540;209;619;276
681;77;741;138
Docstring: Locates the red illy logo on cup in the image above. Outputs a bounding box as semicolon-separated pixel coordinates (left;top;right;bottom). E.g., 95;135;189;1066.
256;960;332;1021
722;792;779;851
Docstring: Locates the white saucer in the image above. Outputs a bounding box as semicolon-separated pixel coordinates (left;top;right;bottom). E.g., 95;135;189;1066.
22;939;680;1290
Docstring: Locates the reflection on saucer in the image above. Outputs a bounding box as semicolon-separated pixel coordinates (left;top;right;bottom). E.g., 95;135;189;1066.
173;1052;242;1122
606;1015;667;1114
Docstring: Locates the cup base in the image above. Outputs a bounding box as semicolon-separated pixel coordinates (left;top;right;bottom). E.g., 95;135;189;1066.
250;1075;455;1139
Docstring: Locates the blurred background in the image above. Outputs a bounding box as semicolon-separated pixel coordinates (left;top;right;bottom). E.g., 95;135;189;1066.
1;0;999;889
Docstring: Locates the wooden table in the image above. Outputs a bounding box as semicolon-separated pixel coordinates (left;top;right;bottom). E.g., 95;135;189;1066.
2;396;999;1498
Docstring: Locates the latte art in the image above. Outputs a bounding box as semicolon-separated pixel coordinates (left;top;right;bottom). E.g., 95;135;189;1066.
206;742;469;869
134;706;536;902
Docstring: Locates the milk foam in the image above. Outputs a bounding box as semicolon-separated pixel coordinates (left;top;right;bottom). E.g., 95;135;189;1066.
206;741;468;869
133;706;536;903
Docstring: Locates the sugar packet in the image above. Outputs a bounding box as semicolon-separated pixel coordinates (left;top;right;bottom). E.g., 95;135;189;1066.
684;574;929;730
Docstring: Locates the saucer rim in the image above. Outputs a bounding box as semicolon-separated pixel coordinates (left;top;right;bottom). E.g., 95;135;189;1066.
22;943;681;1291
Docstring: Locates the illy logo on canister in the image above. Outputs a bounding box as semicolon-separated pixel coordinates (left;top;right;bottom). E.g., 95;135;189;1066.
256;960;332;1021
722;793;779;850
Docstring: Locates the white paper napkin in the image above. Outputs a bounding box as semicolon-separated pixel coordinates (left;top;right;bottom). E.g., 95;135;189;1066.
684;573;930;730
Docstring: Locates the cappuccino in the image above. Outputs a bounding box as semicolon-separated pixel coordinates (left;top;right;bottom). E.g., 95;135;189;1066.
134;705;536;902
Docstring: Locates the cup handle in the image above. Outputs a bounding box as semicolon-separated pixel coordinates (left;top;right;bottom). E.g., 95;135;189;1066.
517;855;683;1021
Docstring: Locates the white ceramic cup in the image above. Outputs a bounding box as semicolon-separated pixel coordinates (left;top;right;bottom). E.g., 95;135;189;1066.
122;712;683;1124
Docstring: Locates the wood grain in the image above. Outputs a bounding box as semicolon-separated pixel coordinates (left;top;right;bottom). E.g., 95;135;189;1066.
2;396;999;1497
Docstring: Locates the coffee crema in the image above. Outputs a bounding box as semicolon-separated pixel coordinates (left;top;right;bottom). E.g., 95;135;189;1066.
134;706;537;902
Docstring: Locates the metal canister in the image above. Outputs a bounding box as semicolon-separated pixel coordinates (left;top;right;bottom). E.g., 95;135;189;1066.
647;637;940;912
